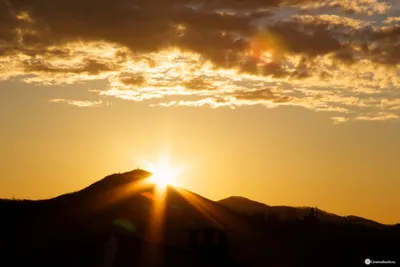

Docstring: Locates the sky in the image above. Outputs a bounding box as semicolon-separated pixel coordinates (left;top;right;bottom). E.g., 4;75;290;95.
0;0;399;224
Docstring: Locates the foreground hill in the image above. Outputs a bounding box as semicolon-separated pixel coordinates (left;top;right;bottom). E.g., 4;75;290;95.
1;170;399;267
218;196;387;228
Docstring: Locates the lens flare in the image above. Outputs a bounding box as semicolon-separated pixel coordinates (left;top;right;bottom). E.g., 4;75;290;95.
245;31;287;65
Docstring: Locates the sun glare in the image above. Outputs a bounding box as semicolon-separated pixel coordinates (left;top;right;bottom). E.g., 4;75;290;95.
147;156;180;187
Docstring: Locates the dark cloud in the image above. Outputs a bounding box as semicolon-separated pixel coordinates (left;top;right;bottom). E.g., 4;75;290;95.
182;77;216;90
23;58;113;75
355;25;400;65
119;73;147;86
270;22;342;55
234;88;292;103
0;0;398;80
332;48;356;64
371;24;400;41
0;1;18;43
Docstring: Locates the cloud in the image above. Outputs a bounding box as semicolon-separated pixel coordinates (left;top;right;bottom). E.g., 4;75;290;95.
233;88;292;103
0;0;399;122
49;99;104;107
354;113;399;121
118;73;147;87
159;97;236;109
383;16;400;24
24;59;114;75
182;77;217;91
296;0;390;15
1;0;396;70
331;116;349;124
292;14;371;29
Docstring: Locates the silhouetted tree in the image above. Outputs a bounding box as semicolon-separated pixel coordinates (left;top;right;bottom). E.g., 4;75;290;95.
304;207;319;224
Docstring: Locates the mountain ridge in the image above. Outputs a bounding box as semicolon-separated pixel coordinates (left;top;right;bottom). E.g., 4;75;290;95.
218;196;388;228
0;171;390;228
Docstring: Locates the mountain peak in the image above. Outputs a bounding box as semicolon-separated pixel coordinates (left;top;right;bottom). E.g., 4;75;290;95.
121;169;153;178
82;168;153;193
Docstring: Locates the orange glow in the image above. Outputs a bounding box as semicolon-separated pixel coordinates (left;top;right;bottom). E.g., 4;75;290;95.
147;155;181;188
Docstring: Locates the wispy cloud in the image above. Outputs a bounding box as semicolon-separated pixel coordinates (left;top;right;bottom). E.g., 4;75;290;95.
383;16;400;24
354;113;399;121
49;99;104;108
331;116;349;124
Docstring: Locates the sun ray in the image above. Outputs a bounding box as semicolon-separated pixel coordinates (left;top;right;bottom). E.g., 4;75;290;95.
139;155;182;266
174;187;224;228
173;187;257;239
140;182;167;266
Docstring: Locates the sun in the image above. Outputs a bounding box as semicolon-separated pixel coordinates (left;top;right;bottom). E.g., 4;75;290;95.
147;156;180;187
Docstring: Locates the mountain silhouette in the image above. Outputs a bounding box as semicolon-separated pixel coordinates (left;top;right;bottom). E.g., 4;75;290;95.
1;170;399;267
0;170;262;267
218;196;386;228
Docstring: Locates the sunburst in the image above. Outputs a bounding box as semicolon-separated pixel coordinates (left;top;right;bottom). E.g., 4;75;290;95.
147;155;180;188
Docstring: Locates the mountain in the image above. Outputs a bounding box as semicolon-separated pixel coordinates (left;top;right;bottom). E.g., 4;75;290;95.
0;170;264;267
1;170;399;267
218;196;386;228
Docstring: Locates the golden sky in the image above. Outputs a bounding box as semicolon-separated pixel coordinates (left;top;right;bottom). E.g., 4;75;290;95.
0;0;399;224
